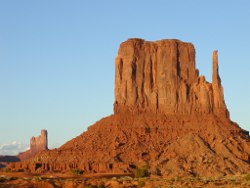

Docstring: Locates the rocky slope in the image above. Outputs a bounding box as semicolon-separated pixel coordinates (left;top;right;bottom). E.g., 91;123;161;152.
8;39;250;177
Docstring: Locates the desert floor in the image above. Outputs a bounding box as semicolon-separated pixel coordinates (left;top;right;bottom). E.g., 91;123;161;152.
1;172;250;188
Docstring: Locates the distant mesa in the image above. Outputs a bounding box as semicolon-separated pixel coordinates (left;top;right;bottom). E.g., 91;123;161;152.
8;39;250;177
0;156;20;168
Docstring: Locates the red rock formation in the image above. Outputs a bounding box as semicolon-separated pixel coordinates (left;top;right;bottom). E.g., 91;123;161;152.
18;130;48;161
8;39;250;177
212;50;229;117
114;39;228;117
30;130;48;151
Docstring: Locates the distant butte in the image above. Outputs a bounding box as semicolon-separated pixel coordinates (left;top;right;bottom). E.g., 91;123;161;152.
8;39;250;177
18;130;48;161
0;130;48;168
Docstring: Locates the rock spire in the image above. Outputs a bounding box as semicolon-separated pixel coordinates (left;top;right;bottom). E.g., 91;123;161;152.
211;50;229;117
212;50;221;86
18;130;48;161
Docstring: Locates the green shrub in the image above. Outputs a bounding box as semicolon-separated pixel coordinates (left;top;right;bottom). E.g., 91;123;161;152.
5;168;11;172
138;180;145;187
84;183;105;188
84;186;95;188
71;169;84;175
245;174;250;181
134;165;149;178
85;185;105;188
33;176;42;181
97;183;105;188
0;177;6;183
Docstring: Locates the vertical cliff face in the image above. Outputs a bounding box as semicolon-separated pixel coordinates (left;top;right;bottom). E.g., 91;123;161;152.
212;50;229;117
18;130;48;161
114;39;228;117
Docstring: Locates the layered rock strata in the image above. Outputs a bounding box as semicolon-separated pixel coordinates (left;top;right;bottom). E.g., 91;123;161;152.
114;39;228;117
8;39;250;177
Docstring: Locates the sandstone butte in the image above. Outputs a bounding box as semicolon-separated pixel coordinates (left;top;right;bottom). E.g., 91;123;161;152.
8;39;250;177
18;130;48;161
0;130;48;168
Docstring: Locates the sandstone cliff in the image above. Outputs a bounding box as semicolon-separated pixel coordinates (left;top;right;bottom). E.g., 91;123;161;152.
8;39;250;177
114;39;228;117
18;130;48;161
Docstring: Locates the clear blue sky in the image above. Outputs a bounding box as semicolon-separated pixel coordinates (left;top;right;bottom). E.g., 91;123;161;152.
0;1;249;155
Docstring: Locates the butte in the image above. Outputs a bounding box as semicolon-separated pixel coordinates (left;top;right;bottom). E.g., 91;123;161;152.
9;39;250;177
